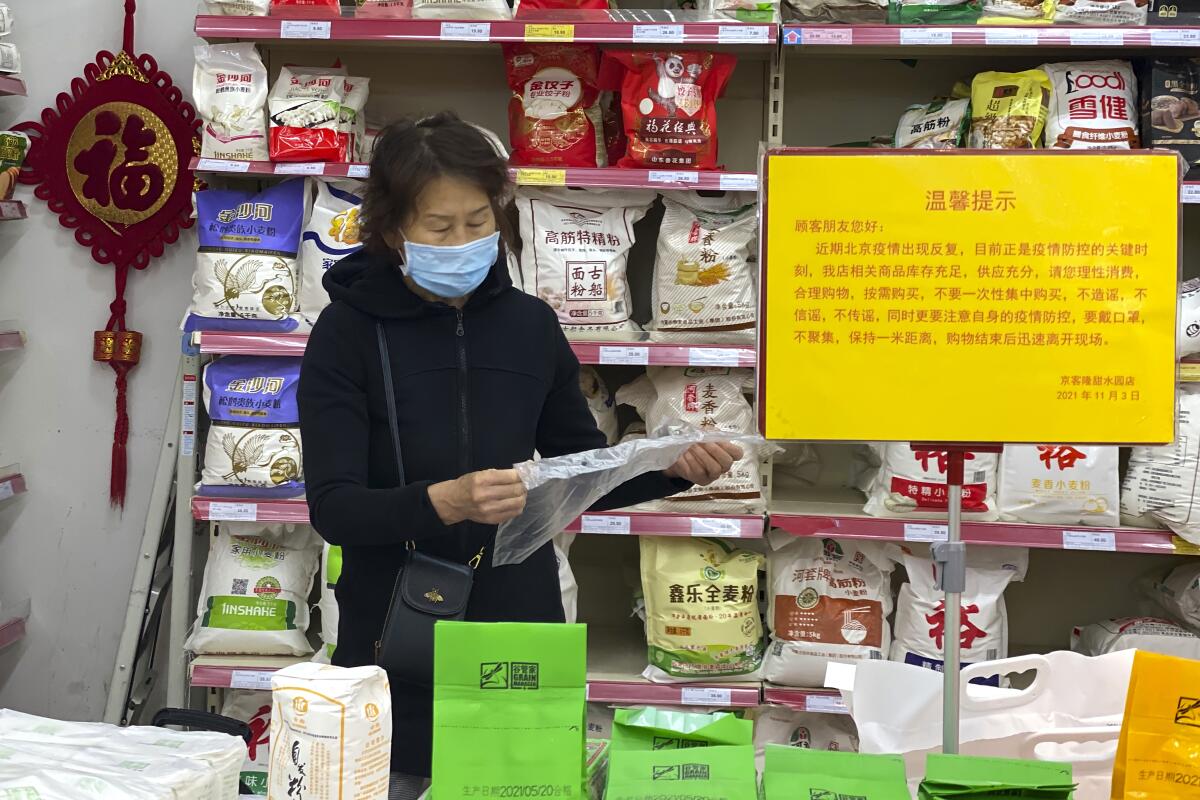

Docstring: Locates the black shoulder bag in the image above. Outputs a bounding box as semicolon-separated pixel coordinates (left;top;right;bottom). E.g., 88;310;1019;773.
374;322;479;687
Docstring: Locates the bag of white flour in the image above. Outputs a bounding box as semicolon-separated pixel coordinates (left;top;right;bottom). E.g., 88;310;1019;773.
1053;0;1147;24
651;192;758;342
1042;61;1138;149
1151;563;1200;631
194;43;269;161
269;663;392;800
300;179;364;326
1071;617;1200;660
517;187;654;335
890;546;1028;681
186;524;320;656
1180;278;1200;358
998;444;1120;526
220;690;271;795
1121;385;1200;542
579;365;618;445
616;367;764;513
752;706;859;771
316;542;342;662
204;0;269;12
864;444;1000;521
763;532;896;687
411;0;512;18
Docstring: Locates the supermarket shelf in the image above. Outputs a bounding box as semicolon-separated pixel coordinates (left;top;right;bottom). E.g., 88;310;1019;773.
0;330;23;352
782;24;1200;49
0;75;26;97
770;487;1184;555
189;654;303;690
0;615;27;652
762;685;850;715
192;496;309;523
1184;182;1200;205
189;157;758;191
0;471;27;505
193;331;309;357
587;678;762;707
196;11;777;47
0;201;26;221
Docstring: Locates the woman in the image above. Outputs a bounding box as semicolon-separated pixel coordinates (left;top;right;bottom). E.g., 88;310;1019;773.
297;112;742;798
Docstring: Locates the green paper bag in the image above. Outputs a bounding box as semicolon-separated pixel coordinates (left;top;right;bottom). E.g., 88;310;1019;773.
611;707;752;752
918;754;1075;799
432;621;587;798
606;745;757;800
763;745;910;800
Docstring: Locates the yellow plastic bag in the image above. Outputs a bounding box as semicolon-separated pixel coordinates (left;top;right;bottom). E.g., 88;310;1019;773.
1112;651;1200;799
968;69;1052;149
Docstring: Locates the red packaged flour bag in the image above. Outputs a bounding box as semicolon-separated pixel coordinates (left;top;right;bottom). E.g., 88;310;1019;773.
272;0;341;10
516;0;609;14
504;44;604;168
602;51;737;170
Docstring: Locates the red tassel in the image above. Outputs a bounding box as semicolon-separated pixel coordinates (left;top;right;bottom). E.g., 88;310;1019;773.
93;264;140;509
111;363;130;508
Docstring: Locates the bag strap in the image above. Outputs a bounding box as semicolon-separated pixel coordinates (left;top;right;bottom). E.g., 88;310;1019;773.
376;321;406;487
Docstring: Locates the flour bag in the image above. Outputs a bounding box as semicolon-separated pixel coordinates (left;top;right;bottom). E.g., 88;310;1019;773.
763;533;896;687
269;664;392;800
639;536;765;682
201;356;303;497
1151;563;1200;630
269;67;347;162
1053;0;1147;24
186;524;321;656
652;192;757;342
194;43;269;161
1072;617;1200;660
1043;61;1139;149
1122;385;1200;543
579;365;618;444
411;0;511;18
220;690;271;795
998;444;1120;526
187;180;304;332
516;186;654;334
504;44;605;168
753;708;860;772
205;0;270;12
300;179;363;326
1180;279;1200;357
864;444;1000;521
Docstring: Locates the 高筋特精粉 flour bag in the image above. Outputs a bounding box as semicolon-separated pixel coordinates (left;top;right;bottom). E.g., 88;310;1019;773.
186;523;321;656
300;179;363;326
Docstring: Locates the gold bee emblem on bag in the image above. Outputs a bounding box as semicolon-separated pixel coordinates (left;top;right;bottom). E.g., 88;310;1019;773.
424;589;445;603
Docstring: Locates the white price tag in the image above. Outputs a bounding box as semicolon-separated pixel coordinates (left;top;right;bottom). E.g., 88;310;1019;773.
280;20;332;39
230;670;276;691
984;29;1039;45
633;24;685;42
1182;184;1200;204
0;480;14;503
208;502;258;522
274;162;326;175
1069;29;1124;46
900;28;953;45
691;517;743;537
718;173;757;191
599;345;649;365
648;170;701;185
182;376;197;403
347;164;370;179
717;25;770;43
1062;530;1116;551
181;433;195;458
581;515;631;535
688;347;744;367
805;693;848;714
801;27;853;44
1151;28;1200;46
195;158;251;173
680;687;733;706
904;523;948;542
440;21;491;40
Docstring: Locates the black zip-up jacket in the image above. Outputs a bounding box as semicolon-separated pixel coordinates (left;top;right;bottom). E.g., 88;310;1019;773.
298;246;687;776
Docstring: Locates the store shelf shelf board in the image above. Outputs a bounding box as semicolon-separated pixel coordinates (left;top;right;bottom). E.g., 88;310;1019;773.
0;472;27;505
0;615;26;652
194;331;310;357
762;686;850;714
0;75;27;97
189;655;303;690
0;201;27;221
0;330;23;352
587;679;762;707
782;24;1200;49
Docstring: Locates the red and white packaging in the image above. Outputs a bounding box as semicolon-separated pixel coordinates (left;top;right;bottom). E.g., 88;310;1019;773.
220;690;271;795
863;444;1000;521
269;66;347;163
504;44;604;168
998;444;1120;526
515;0;609;14
272;0;341;11
601;51;736;170
1042;61;1139;149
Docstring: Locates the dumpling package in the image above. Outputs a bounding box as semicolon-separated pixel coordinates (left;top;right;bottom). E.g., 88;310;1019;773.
194;43;269;161
998;444;1120;526
201;356;304;497
269;67;347;163
1043;61;1138;149
300;179;364;326
504;44;605;168
863;444;1000;521
188;180;305;332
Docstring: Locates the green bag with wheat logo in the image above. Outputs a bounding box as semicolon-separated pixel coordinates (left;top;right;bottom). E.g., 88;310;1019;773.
605;745;756;800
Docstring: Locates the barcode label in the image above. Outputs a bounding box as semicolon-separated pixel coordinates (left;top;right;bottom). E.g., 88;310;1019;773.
280;20;332;39
209;502;258;521
1068;29;1123;46
274;162;326;175
801;27;852;45
599;346;649;365
717;25;770;43
1151;29;1200;46
195;158;251;173
1182;184;1200;204
581;515;630;535
688;347;744;367
632;24;684;42
904;523;948;542
805;694;848;714
984;29;1038;45
718;173;757;191
648;170;701;185
970;470;987;484
440;21;491;40
1062;530;1116;551
0;480;13;502
900;28;952;45
230;670;275;691
680;687;732;706
691;517;743;537
347;164;370;179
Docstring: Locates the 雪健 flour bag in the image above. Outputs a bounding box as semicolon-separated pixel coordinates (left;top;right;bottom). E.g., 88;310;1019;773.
1122;385;1200;543
517;186;654;335
269;663;392;800
763;532;897;687
186;523;320;656
187;180;305;332
300;179;363;326
220;690;271;795
201;356;303;497
998;444;1120;526
864;444;1000;521
194;43;269;161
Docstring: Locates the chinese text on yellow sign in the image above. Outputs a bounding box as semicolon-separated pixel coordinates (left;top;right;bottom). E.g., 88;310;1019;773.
761;152;1178;444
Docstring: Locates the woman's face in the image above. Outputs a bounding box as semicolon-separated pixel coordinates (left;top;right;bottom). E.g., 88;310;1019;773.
393;174;497;248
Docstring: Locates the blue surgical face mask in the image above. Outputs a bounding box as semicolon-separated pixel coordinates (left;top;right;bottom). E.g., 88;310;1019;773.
400;231;500;299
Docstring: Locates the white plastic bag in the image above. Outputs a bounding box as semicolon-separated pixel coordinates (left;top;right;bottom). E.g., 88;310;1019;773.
752;706;859;772
1181;278;1200;357
1072;616;1200;660
864;444;999;521
1152;562;1200;629
998;444;1120;526
1121;385;1200;541
1042;61;1138;149
194;43;269;161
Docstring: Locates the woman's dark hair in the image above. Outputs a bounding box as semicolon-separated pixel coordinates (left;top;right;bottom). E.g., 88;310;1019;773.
361;111;514;255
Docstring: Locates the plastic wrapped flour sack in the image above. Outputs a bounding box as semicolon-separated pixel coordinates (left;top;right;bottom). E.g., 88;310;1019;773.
411;0;512;18
193;43;269;161
1121;385;1200;543
863;444;1000;521
752;707;859;771
616;367;765;513
300;179;364;326
201;356;304;497
204;0;270;13
1151;563;1200;630
315;542;342;662
894;97;970;148
1072;617;1200;660
579;365;618;444
763;531;897;687
220;690;272;795
185;524;321;656
269;664;392;800
187;180;305;333
1042;61;1139;149
1180;278;1200;358
1053;0;1146;24
998;444;1120;526
639;536;765;682
516;187;654;335
269;67;348;163
651;192;758;343
0;745;212;800
890;545;1029;683
503;44;605;168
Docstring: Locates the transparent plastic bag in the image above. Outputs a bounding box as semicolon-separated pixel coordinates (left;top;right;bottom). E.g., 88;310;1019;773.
493;428;768;566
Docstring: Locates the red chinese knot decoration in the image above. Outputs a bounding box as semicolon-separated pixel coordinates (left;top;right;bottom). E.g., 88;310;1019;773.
17;0;200;507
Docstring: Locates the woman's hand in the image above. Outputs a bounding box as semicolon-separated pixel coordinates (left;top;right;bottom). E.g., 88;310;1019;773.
428;469;527;526
665;442;744;486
